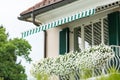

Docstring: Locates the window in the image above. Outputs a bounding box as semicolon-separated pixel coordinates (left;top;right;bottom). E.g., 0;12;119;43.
74;18;109;51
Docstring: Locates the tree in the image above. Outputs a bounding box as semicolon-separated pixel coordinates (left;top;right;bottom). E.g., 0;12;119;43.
0;26;32;80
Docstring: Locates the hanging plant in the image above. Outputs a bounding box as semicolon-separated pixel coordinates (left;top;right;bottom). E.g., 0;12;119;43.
30;44;114;80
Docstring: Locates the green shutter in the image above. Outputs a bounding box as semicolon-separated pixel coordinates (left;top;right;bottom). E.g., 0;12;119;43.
108;11;120;45
59;28;69;55
118;13;120;46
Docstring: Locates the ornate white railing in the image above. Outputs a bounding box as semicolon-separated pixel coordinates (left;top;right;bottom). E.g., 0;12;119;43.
60;45;120;80
88;45;120;80
105;45;120;72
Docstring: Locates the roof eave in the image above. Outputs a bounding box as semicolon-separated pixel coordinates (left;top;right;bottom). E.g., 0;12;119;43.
18;0;77;22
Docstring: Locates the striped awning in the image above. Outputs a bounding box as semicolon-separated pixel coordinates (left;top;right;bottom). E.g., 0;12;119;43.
22;8;95;38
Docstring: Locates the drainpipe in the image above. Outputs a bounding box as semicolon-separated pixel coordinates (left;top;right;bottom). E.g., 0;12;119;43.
31;9;46;58
31;10;40;26
44;31;47;58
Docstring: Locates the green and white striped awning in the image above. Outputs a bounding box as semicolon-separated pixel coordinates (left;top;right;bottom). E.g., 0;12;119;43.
22;8;95;38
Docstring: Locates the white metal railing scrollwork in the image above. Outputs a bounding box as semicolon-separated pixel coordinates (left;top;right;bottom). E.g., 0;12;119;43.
91;45;120;79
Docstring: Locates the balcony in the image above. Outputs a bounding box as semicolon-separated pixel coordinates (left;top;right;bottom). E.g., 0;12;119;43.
30;44;120;80
84;45;120;80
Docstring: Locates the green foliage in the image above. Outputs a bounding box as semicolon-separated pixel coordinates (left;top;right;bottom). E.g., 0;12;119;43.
36;73;49;80
10;38;32;62
81;68;92;79
107;73;120;80
0;77;4;80
0;26;32;80
97;68;120;80
0;26;7;42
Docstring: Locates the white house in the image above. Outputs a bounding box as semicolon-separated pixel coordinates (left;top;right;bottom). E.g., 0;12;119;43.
18;0;120;79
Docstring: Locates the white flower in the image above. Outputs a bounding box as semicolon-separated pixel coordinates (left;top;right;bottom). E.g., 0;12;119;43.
30;44;114;79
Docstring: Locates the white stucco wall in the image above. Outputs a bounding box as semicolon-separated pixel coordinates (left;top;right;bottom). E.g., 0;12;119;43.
45;0;120;57
46;25;74;58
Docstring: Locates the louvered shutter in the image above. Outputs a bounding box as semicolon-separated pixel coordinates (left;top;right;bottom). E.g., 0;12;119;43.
59;28;69;55
108;11;120;45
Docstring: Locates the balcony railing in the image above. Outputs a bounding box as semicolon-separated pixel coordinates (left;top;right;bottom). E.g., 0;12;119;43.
106;45;120;71
31;45;120;80
87;45;120;80
60;45;120;80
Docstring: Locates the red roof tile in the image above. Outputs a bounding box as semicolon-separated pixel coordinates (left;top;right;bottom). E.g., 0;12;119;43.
20;0;63;15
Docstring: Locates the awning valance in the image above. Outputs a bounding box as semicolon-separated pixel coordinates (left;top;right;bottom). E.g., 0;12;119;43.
22;8;95;38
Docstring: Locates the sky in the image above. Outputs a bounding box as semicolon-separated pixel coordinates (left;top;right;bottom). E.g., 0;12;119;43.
0;0;44;80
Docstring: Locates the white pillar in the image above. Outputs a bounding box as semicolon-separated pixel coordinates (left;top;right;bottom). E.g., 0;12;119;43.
101;18;104;44
91;22;94;46
81;25;85;50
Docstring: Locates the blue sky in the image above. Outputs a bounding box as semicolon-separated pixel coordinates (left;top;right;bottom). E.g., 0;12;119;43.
0;0;44;80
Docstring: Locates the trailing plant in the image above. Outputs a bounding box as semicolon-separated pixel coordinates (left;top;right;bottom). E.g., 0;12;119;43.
30;44;114;80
